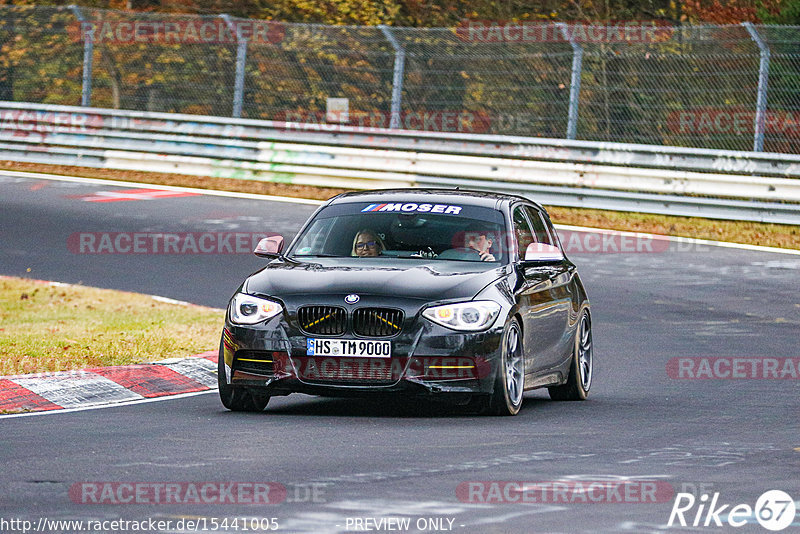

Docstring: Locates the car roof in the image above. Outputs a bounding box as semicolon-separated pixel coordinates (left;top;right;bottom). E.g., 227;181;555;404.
328;188;543;211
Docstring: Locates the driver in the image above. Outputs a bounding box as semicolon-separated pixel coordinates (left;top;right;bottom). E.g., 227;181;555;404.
465;223;496;262
352;229;385;257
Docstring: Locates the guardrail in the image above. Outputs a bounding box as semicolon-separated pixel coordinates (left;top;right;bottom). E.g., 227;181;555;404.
1;101;799;224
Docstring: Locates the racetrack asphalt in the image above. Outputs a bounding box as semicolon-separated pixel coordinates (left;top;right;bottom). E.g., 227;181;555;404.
1;173;799;533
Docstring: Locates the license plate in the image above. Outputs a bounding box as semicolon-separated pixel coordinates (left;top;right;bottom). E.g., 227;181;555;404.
306;338;391;357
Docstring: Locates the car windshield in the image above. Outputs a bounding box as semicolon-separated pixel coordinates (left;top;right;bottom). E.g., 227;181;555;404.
288;201;507;263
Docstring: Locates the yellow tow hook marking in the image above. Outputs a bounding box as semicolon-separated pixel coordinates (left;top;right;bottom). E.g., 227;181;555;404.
372;312;400;331
305;312;333;330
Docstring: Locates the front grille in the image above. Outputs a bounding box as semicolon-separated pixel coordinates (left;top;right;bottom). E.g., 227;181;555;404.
353;308;404;337
297;306;347;335
234;350;275;375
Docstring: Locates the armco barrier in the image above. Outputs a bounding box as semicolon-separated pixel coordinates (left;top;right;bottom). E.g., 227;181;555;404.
1;101;799;224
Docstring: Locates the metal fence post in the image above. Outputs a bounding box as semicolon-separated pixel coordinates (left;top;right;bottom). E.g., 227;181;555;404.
379;25;405;129
69;5;93;107
557;23;583;140
742;22;770;152
221;14;247;118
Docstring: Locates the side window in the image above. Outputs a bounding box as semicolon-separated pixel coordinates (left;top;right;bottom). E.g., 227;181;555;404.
523;206;556;247
512;207;534;258
540;210;563;250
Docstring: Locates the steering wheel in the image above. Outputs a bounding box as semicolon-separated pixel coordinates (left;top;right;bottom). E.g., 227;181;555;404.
437;247;482;260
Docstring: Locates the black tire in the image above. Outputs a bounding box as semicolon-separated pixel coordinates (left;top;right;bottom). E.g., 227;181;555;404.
488;318;525;416
548;310;592;401
465;395;491;415
218;339;270;412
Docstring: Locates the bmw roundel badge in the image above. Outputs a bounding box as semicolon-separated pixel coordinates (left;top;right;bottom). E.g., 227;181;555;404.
345;294;360;304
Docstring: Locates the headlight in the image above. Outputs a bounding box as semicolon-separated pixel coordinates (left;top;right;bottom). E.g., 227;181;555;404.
229;293;283;325
422;300;501;332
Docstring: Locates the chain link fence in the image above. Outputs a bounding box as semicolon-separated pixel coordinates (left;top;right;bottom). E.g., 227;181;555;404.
1;5;799;153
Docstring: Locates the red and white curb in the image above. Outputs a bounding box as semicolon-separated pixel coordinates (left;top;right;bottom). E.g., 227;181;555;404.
0;351;218;415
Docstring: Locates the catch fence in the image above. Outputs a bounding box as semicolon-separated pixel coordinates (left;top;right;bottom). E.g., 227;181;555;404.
0;6;799;153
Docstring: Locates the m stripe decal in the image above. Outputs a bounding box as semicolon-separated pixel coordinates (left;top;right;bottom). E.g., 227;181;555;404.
362;203;387;212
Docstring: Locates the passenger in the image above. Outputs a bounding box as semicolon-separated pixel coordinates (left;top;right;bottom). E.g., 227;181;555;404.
352;229;385;257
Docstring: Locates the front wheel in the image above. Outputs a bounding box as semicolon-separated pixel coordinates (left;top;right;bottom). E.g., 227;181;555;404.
548;310;592;401
488;318;525;416
218;340;270;412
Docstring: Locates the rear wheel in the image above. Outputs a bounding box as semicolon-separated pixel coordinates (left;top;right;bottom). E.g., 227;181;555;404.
218;340;270;412
488;318;525;416
548;310;592;401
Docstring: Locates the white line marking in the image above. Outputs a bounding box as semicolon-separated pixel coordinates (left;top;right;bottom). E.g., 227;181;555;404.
0;390;216;419
0;169;324;206
151;295;193;306
151;295;224;312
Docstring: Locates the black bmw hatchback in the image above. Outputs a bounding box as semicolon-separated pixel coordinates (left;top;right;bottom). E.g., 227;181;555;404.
219;189;592;415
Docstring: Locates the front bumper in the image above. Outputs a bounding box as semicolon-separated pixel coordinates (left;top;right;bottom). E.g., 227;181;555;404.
220;313;504;398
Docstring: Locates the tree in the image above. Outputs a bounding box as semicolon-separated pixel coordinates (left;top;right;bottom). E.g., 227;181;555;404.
758;0;800;23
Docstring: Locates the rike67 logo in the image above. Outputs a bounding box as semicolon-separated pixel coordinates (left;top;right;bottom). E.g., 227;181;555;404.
668;490;796;531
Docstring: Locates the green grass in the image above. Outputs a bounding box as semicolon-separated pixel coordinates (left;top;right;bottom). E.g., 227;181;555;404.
0;276;223;375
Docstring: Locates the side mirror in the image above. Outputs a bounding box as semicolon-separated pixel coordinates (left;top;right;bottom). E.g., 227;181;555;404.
254;235;284;258
522;243;564;265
